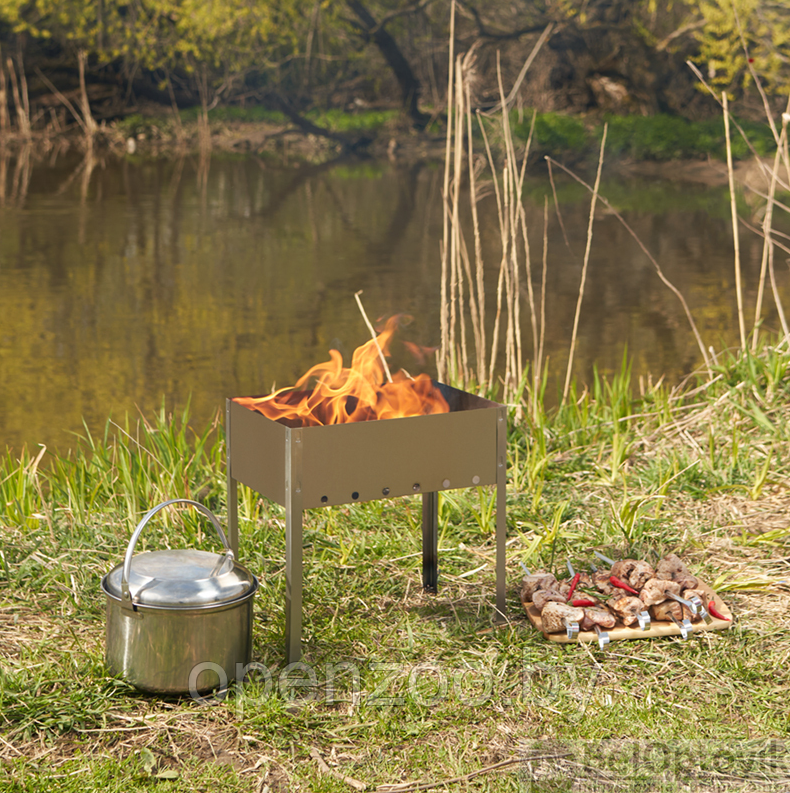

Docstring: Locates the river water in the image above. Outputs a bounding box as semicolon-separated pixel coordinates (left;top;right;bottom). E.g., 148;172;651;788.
0;147;784;453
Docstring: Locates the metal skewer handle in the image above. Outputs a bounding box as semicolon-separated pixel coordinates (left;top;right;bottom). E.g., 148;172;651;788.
666;591;697;615
669;612;693;639
666;591;708;620
593;624;610;650
637;610;651;631
693;597;712;624
566;620;580;640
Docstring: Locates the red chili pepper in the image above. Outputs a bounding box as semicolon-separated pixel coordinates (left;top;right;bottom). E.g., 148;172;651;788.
566;572;581;602
610;575;639;595
708;601;730;621
572;599;597;607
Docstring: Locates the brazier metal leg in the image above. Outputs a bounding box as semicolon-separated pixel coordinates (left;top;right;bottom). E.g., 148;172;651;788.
228;477;239;557
226;399;239;557
495;407;507;622
285;429;304;663
422;491;439;592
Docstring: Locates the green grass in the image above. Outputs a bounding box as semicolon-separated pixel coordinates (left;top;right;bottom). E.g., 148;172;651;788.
510;110;777;162
115;105;400;140
2;342;790;790
115;102;778;165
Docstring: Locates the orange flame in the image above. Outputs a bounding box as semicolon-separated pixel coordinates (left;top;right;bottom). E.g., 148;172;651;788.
235;316;449;427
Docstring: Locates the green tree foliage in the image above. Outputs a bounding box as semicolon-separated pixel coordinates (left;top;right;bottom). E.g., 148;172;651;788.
2;0;786;133
689;0;790;95
0;0;99;44
0;0;312;100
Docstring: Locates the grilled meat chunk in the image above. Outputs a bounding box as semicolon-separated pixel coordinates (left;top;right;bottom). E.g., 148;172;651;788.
656;553;685;579
640;577;682;607
650;600;683;622
541;602;585;634
656;554;698;590
650;600;694;623
610;559;638;581
608;595;645;627
580;607;617;632
628;560;655;591
675;573;699;591
532;588;567;611
521;572;558;602
656;554;689;579
592;569;614;595
681;587;707;602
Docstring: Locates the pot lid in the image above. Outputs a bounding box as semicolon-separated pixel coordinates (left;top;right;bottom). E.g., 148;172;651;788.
103;549;257;608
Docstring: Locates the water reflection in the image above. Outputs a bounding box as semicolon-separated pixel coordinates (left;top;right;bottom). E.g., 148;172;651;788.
0;144;32;207
0;148;786;453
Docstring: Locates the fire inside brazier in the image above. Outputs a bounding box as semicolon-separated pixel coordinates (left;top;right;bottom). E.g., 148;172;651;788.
225;317;507;662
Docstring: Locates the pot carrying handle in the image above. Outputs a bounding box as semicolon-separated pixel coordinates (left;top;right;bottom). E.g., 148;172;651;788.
121;498;233;610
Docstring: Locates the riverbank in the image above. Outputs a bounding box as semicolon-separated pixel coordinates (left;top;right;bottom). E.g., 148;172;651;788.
0;105;780;172
1;343;789;790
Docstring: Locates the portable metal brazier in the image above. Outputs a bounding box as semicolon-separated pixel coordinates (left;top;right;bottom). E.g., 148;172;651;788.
102;498;258;695
226;382;507;664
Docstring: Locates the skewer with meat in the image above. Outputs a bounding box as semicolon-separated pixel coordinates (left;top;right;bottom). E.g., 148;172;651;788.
532;588;567;611
608;595;646;627
594;552;652;629
541;602;585;635
668;587;711;623
592;568;615;595
520;571;558;602
650;600;694;623
580;607;617;632
656;553;699;591
680;587;709;604
640;577;682;607
627;560;655;591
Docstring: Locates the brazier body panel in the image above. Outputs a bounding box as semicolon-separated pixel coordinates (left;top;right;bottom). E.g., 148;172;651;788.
228;387;500;510
226;382;507;663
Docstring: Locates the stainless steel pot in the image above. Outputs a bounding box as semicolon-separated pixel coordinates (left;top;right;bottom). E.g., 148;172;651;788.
102;498;258;694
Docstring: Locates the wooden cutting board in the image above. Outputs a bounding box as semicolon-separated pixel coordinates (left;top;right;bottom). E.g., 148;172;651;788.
523;579;733;643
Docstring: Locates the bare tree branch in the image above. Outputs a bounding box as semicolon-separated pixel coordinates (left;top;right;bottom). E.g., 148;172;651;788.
270;92;371;151
345;0;430;128
484;22;554;114
655;19;705;52
369;0;439;36
456;0;551;41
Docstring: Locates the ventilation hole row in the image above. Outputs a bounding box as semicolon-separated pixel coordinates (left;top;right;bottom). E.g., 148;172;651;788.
318;480;484;504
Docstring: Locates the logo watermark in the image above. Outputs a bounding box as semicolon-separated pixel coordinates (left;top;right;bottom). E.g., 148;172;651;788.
187;655;624;711
189;658;500;712
518;738;790;790
186;655;790;788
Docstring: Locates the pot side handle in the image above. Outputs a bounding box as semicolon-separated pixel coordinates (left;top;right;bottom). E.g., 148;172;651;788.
121;498;233;611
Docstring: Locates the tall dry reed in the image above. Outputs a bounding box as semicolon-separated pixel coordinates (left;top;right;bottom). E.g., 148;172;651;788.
437;27;718;413
687;54;790;352
437;12;552;412
723;93;746;351
0;46;8;135
438;33;790;405
562;124;607;405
